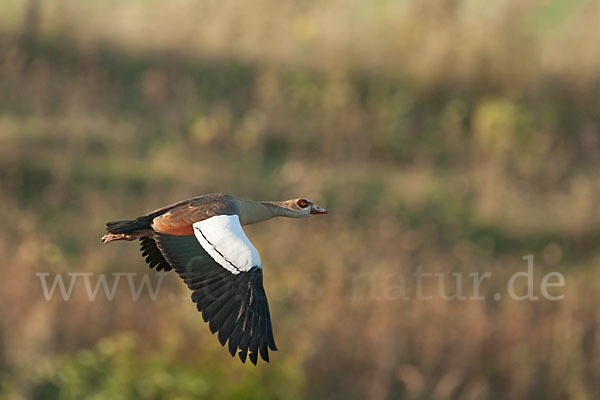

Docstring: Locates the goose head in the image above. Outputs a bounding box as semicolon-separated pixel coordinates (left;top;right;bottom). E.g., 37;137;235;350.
267;198;328;218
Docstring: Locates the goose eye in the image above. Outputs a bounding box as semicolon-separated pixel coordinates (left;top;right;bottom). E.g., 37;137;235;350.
297;199;309;208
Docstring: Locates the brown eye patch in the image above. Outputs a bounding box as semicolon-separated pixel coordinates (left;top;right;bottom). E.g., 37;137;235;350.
297;199;309;208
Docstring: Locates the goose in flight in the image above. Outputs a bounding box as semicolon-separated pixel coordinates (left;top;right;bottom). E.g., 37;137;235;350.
101;193;328;364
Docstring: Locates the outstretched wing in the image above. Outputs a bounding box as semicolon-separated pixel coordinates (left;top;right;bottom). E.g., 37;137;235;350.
153;215;277;364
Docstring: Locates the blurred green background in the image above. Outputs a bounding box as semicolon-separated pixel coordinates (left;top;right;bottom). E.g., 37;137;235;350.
1;0;600;399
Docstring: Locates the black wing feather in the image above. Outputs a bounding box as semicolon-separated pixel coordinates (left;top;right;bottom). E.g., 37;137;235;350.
152;232;277;364
139;237;172;271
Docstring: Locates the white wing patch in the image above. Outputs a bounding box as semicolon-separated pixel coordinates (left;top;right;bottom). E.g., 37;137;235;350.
192;215;261;274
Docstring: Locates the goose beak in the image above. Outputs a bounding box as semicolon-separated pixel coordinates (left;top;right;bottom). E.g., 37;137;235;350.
310;204;328;215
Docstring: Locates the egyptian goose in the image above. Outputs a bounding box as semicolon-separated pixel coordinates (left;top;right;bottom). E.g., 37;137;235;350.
101;193;327;364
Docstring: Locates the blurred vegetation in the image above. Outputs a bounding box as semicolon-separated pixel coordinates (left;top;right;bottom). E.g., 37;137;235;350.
1;0;600;399
29;335;304;400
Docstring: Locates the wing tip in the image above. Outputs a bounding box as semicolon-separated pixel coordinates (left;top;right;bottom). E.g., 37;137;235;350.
249;351;258;365
238;348;248;363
